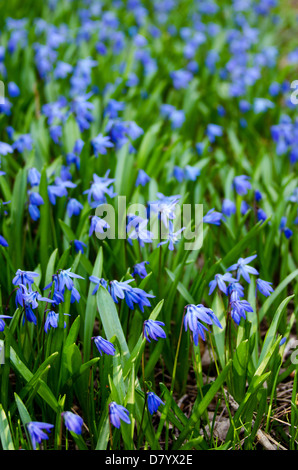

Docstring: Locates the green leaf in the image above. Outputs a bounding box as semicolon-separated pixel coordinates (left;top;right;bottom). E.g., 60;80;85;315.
0;405;15;450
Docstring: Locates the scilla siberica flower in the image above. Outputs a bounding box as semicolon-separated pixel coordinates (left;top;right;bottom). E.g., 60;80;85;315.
110;279;155;312
227;254;258;283
208;273;235;296
203;208;224;226
92;336;115;356
256;279;274;297
149;192;181;228
44;311;70;333
143;319;166;342
132;261;149;279
233;175;252;196
0;315;13;331
62;412;83;435
147;392;164;415
230;290;253;325
184;304;222;344
109;402;131;429
27;421;54;450
89;276;108;295
89;215;110;237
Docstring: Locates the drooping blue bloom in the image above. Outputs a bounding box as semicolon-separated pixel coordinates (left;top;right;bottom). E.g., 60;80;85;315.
104;99;125;119
256;279;274;297
147;392;164;415
89;216;110;237
12;134;33;153
8;81;20;97
29;191;44;207
253;98;275;114
206;124;223;143
132;261;149;279
157;220;185;251
12;269;39;288
89;276;108;295
208;273;236;295
28;168;41;187
109;402;131;429
257;208;268;223
135;169;150;187
27;421;54;450
184;304;222;344
230;290;253;325
222;199;236;217
149;192;181;228
233;175;252;195
54;61;73;79
49;125;62;144
279;217;293;239
110;279;155;312
83;172;116;208
0;141;13;156
126;215;153;247
92;336;115;356
170;69;193;89
203;208;223;226
227;254;258;283
67;198;83;218
0;235;9;247
91;133;114;157
62;412;83;435
184;165;200;181
44;311;70;333
74;240;87;254
0;315;13;331
143;319;166;342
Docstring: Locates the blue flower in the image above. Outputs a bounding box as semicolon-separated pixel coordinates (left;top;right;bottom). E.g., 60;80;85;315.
109;279;155;312
206;124;223;143
208;273;235;295
157;220;185;251
143;320;166;342
257;208;267;223
92;336;115;356
253;98;275;114
12;269;39;288
184;304;222;344
0;315;13;331
89;216;110;237
230;291;253;325
135;169;150;187
27;421;54;450
0;234;9;247
109;402;131;429
170;69;193;89
227;254;258;283
203;208;223;226
83;172;116;208
67;198;83;218
74;240;87;253
126;215;153;247
233;175;252;195
149;192;181;228
44;311;70;333
62;412;83;435
0;141;13;156
89;276;108;295
91;133;114;157
256;279;274;297
28;168;41;187
8;81;20;97
132;261;149;279
104;99;125;119
222;199;236;217
147;392;164;415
